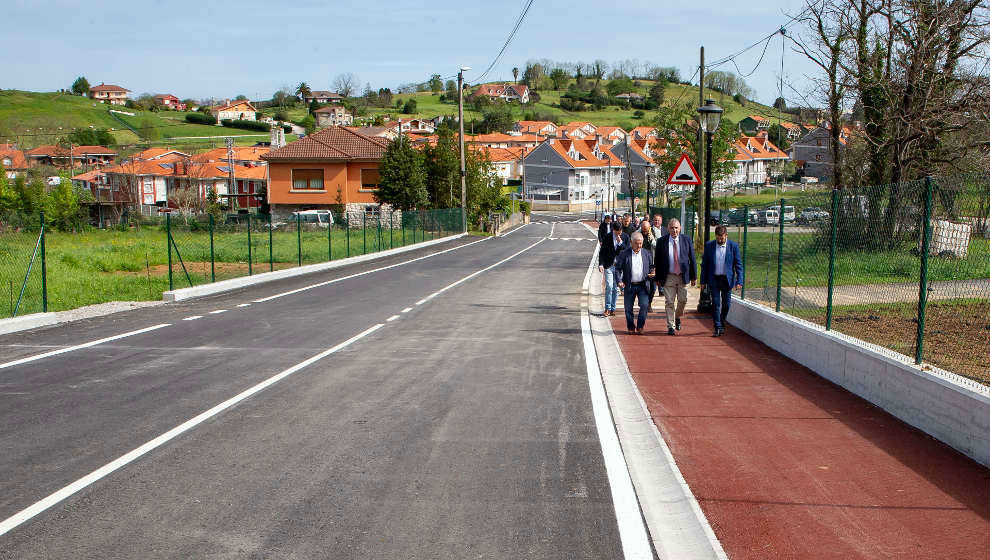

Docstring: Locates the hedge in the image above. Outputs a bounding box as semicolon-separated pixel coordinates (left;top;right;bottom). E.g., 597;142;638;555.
185;112;216;125
221;119;270;132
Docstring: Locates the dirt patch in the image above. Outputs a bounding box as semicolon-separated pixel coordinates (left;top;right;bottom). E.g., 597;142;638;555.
831;301;990;384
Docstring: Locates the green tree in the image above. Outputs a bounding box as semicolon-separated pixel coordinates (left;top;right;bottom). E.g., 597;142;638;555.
0;164;18;214
424;128;460;207
402;99;417;114
445;80;457;100
299;115;316;135
512;67;519;84
480;105;513;134
205;186;225;224
465;150;506;226
46;174;82;231
549;68;569;90
428;74;443;93
377;138;428;210
648;81;665;105
16;174;47;217
71;76;90;96
606;76;635;97
295;82;312;100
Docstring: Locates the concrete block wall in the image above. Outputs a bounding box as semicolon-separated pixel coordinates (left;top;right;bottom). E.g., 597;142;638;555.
727;299;990;467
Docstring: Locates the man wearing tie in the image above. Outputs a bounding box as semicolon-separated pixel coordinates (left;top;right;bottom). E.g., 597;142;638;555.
654;218;696;336
615;232;656;334
700;225;744;337
598;221;629;317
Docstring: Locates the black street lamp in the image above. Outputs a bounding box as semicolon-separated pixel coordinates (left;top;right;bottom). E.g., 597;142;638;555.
697;99;723;242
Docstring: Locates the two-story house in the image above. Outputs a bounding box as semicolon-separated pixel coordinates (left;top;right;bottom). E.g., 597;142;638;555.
0;144;28;178
154;94;186;111
210;100;257;124
722;134;790;187
471;84;530;104
89;83;130;105
523;137;625;210
513;120;557;136
304;91;344;104
314;105;354;128
790;126;846;182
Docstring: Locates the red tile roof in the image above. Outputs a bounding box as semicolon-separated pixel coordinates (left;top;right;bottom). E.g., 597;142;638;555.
71;170;105;182
545;138;622;168
262;126;387;161
191;146;271;163
464;133;540;144
90;83;130;93
0;145;28;169
103;160;267;180
131;148;191;161
515;120;556;134
25;145;117;157
479;146;531;162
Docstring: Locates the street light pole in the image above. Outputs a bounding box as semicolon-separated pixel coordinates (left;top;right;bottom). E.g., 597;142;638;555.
704;130;713;243
458;66;470;233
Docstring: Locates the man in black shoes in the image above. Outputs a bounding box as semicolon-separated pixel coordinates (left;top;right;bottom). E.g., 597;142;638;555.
700;225;743;337
654;218;696;335
615;232;656;334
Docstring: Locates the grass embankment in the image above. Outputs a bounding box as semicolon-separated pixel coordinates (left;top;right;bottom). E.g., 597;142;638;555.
0;224;450;318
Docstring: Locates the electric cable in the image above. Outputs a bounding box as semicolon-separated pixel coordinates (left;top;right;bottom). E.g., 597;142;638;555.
470;0;535;84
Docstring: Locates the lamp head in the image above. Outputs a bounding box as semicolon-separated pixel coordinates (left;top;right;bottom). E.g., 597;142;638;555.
697;99;724;134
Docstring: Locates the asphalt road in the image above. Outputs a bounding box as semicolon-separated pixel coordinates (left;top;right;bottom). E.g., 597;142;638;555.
0;219;630;558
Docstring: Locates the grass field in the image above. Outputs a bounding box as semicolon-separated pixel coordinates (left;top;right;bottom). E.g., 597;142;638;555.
0;220;456;318
0;90;141;145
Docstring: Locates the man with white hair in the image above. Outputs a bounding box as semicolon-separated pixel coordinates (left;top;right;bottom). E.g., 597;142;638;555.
654;218;696;336
615;231;656;334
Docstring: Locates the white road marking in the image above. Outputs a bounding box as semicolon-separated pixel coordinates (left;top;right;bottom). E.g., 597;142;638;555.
549;222;556;238
401;307;412;313
579;245;654;559
208;310;227;314
182;316;203;321
386;315;400;322
237;304;251;308
415;238;545;306
0;323;384;538
252;236;490;303
500;223;528;237
0;324;172;371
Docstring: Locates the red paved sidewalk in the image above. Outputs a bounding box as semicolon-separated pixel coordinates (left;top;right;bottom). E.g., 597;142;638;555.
609;310;990;559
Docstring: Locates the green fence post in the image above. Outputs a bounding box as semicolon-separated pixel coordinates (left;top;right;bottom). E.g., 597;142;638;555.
420;210;424;243
377;211;382;252
39;212;47;312
363;212;367;255
402;211;406;246
268;214;273;272
741;205;748;300
209;214;216;283
167;212;173;291
328;215;333;261
390;211;394;249
296;213;302;266
346;212;350;257
825;190;839;330
247;214;253;276
776;198;785;312
916;177;934;365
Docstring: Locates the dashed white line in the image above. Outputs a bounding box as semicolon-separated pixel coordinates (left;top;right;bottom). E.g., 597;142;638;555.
386;315;400;322
208;309;227;314
0;324;172;371
0;323;385;537
182;316;203;321
401;307;413;313
414;238;545;306
237;304;251;308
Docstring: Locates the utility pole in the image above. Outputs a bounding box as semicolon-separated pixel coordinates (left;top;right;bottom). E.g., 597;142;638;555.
458;67;470;232
226;137;235;210
624;133;632;219
697;46;705;246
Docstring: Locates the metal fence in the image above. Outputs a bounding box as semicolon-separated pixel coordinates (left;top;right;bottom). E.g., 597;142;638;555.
729;173;990;384
0;207;463;319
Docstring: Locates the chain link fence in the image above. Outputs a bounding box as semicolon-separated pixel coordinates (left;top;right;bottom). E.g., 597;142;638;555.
735;174;990;384
0;208;463;319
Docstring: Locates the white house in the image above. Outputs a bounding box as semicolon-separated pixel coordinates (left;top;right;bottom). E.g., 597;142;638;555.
210;100;257;124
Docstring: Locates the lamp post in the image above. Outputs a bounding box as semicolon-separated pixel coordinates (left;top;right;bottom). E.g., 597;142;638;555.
697;99;723;243
458;66;470;232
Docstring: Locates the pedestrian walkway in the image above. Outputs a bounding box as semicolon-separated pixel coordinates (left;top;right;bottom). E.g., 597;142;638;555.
607;309;990;559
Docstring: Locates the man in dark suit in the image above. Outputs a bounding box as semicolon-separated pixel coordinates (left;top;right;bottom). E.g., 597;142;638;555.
615;232;656;334
700;225;744;336
598;221;629;317
598;214;613;244
654;218;696;335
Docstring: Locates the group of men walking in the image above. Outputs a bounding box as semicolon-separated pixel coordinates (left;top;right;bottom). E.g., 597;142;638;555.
597;212;743;337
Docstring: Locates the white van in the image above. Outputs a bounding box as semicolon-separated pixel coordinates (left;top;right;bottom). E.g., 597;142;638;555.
292;210;334;227
782;205;796;223
761;209;780;225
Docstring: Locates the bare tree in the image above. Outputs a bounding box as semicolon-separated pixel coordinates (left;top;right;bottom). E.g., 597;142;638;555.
333;73;358;98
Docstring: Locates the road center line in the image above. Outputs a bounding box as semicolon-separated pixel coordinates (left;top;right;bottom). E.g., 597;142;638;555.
414;238;544;306
237;304;251;308
0;324;172;371
252;236;490;303
386;315;400;322
0;323;384;538
549;221;556;238
209;310;227;314
401;307;412;313
182;316;202;321
579;244;653;559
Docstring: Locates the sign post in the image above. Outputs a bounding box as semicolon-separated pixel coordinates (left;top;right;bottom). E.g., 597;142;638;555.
666;153;701;236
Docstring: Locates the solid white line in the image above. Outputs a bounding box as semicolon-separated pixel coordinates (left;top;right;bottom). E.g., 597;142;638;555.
0;324;171;371
0;323;384;537
182;316;203;321
580;245;654;559
500;223;528;237
237;304;251;308
208;310;227;314
401;307;412;313
415;238;544;306
252;236;490;303
549;222;556;238
386;315;400;322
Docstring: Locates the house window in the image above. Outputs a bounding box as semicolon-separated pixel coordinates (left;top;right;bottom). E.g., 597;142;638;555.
360;168;380;190
292;169;324;190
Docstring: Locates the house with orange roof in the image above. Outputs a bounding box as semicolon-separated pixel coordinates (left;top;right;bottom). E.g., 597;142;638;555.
130;147;191;161
629;126;657;141
562;122;597;137
723;134;790;187
154;94;186;111
191;146;270;166
261;126;390;219
478;146;531;186
607;137;661;192
464;133;540;149
385;118;435;135
594;126;627;145
0;144;29;178
89;83;130;105
512;121;557;136
209;100;257;124
523;137;626;210
471;83;530;104
25;145;117;167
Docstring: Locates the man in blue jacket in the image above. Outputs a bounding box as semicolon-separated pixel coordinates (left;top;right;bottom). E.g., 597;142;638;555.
615;232;656;334
700;225;744;337
598;220;629;317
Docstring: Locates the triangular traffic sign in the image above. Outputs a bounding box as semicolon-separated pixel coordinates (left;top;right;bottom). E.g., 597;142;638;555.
666;154;701;185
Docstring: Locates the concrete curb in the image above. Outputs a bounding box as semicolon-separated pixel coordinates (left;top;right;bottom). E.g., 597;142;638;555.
163;233;468;302
0;312;58;336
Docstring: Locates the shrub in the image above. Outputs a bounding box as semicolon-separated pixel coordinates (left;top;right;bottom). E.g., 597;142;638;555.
518;200;531;215
185;112;215;125
221;119;270;132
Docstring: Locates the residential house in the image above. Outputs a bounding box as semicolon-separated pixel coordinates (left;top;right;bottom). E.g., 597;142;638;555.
386;118;435;135
615;93;644;101
153;94;187;111
561;122;597;137
513;120;557;136
260;125;389;219
607;138;659;193
471;83;530;104
523;137;625;210
738;115;773;134
629;126;657;141
89;83;130;105
191;146;270;166
722;134;790;187
478;147;530;187
594;126;627;145
0;144;29;178
464;133;540;149
314;105;354;128
25;145;117;168
304;91;344;104
790;126;847;182
779;122;806;141
345;126;398;140
130;147;191;161
210;100;257;124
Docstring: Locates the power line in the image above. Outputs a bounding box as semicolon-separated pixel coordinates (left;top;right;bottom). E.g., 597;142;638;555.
470;0;535;84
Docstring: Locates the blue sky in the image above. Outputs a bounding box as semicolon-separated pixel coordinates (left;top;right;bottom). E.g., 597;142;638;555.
3;0;817;106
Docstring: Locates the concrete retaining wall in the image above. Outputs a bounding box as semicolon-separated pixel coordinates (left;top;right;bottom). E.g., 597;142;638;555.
0;312;58;336
496;212;529;235
727;298;990;467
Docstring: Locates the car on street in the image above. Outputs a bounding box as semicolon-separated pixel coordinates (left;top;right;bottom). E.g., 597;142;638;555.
797;207;830;224
782;205;796;223
760;208;780;226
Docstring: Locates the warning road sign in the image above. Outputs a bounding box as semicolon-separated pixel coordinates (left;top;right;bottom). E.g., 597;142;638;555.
666;154;701;185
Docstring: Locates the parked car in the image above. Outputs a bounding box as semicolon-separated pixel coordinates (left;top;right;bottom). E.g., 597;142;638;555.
782;205;796;223
797;207;830;224
760;209;780;226
748;209;761;225
293;210;334;228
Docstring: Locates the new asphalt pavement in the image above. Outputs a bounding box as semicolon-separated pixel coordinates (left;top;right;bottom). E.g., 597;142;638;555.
0;219;633;558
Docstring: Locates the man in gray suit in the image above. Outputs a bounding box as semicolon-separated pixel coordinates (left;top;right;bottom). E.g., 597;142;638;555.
654;218;696;335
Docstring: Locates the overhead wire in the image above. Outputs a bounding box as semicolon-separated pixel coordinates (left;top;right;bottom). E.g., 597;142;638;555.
470;0;535;84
